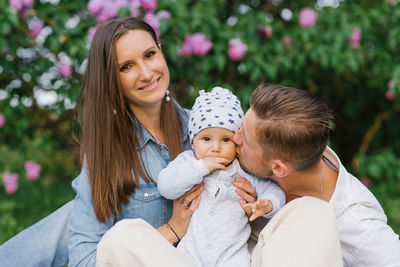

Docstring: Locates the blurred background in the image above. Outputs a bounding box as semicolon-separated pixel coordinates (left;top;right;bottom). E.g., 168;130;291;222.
1;0;399;243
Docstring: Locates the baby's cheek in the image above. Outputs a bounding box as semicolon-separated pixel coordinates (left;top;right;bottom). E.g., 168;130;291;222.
225;143;237;160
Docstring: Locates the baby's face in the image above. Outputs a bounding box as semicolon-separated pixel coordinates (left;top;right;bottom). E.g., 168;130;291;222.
192;127;236;163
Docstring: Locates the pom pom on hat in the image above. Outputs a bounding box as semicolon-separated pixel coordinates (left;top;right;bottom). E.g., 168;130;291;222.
189;87;244;142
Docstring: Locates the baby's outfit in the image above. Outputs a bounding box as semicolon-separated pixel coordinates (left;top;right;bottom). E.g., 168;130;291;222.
158;151;285;267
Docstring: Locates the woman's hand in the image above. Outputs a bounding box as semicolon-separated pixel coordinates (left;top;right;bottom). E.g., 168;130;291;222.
163;183;204;244
233;177;258;217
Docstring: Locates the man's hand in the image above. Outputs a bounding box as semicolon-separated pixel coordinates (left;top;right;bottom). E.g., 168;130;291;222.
233;177;258;217
249;199;273;221
203;157;230;172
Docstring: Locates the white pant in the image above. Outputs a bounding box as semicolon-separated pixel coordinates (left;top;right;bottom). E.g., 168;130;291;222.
97;197;343;267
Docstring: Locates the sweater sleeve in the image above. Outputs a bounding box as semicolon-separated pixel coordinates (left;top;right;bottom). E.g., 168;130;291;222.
157;151;210;199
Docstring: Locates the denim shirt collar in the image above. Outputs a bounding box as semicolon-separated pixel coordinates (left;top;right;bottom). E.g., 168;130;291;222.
132;99;189;150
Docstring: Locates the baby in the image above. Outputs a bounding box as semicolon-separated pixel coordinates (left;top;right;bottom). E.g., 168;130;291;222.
157;87;285;267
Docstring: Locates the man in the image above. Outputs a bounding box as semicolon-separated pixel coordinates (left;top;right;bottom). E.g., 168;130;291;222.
233;83;400;267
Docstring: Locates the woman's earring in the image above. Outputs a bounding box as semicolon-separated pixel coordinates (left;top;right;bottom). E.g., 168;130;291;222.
165;89;171;102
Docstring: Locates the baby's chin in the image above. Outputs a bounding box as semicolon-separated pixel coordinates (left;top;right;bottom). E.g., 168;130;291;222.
224;157;236;165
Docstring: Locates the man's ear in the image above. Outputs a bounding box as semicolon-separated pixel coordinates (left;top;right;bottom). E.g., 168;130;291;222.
271;160;289;178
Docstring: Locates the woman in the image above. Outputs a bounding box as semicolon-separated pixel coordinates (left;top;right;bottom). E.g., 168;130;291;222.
68;17;204;266
0;17;204;267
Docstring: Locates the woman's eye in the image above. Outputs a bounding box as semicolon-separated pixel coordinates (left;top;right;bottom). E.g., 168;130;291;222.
202;137;210;141
223;138;231;142
120;64;130;72
145;51;155;59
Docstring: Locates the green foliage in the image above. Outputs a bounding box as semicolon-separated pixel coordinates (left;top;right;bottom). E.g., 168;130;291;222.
357;150;400;231
1;0;399;242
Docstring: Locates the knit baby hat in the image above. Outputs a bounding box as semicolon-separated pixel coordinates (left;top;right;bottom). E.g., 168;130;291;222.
188;87;244;142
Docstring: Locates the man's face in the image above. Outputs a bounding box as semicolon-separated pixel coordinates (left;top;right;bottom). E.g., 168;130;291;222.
233;108;273;178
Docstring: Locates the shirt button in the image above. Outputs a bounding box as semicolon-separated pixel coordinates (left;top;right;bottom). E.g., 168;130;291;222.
210;212;214;216
144;193;149;198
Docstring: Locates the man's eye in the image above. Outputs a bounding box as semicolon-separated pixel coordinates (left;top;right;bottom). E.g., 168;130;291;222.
223;138;230;142
202;137;210;141
145;51;155;58
120;64;130;72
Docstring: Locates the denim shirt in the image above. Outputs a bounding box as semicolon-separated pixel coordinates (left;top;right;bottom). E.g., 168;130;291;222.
68;103;191;267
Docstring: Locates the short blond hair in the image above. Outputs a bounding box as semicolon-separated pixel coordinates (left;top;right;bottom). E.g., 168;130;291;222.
250;82;334;171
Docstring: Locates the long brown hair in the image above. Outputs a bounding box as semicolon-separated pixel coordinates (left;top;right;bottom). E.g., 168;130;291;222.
251;82;333;171
76;17;183;222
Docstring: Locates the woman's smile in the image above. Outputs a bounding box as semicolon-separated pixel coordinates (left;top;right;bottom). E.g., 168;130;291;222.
138;77;160;91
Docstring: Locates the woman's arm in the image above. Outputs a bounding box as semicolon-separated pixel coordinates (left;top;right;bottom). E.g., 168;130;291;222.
68;167;114;267
157;183;204;244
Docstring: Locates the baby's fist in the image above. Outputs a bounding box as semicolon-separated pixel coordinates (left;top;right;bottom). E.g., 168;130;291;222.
202;157;229;172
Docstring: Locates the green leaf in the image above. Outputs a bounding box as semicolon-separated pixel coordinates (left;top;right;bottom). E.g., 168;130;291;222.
117;6;131;18
0;22;10;35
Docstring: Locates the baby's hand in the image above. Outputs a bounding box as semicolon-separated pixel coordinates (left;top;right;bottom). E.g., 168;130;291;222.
249;199;273;221
202;157;230;172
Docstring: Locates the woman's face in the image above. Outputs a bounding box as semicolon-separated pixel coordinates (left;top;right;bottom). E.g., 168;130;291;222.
115;29;170;110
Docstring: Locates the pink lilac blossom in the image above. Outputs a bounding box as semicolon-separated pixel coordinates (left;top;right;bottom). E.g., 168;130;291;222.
228;39;248;61
10;0;23;10
31;19;43;39
0;114;5;128
348;27;362;49
88;0;103;16
385;90;397;100
181;33;212;57
360;177;371;188
299;8;317;28
282;35;292;46
10;0;34;19
10;0;33;10
157;10;171;19
20;8;29;20
387;0;396;6
89;0;128;22
181;37;192;57
257;25;272;38
59;63;72;78
2;172;18;194
140;0;157;13
144;13;159;34
88;26;98;40
2;46;9;54
130;0;141;17
388;80;395;89
25;161;41;181
97;1;119;22
23;0;33;7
